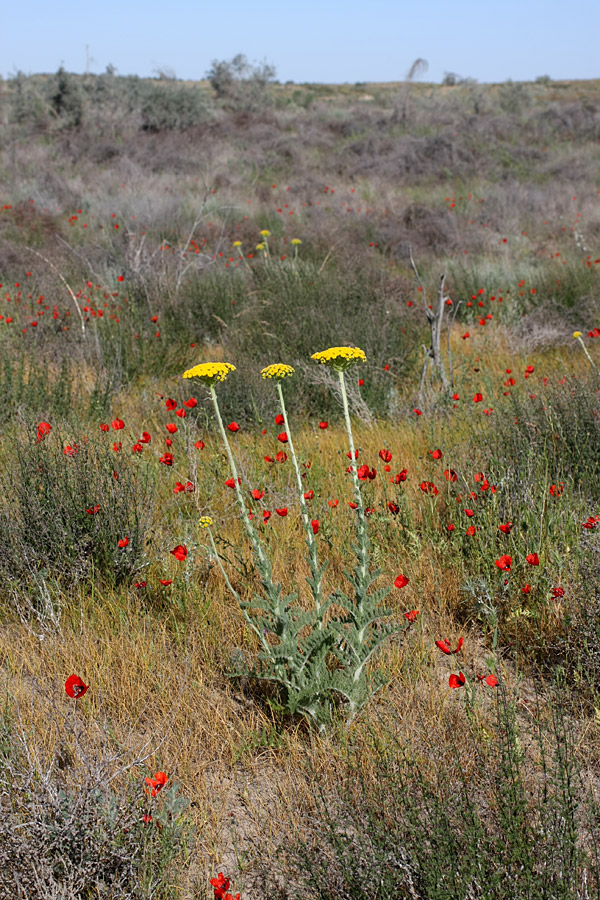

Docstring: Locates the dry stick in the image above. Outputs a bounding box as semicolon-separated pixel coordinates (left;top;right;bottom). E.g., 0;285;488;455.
22;246;86;336
409;248;450;402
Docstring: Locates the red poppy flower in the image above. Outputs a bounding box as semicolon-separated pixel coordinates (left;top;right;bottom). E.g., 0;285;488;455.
444;469;457;482
118;537;129;548
328;499;339;507
227;422;240;432
465;525;476;536
112;418;124;430
195;440;205;450
447;523;455;532
160;579;173;586
495;555;512;571
311;519;319;534
347;450;359;460
174;408;186;419
436;637;463;655
395;574;409;589
485;674;498;687
526;552;540;566
135;581;147;589
263;510;271;522
165;398;177;410
449;672;466;689
36;421;51;442
138;432;150;444
431;449;443;460
274;413;285;425
498;522;513;534
277;432;288;443
549;483;564;497
132;443;143;453
275;508;288;517
275;451;287;463
391;469;408;484
522;583;532;594
420;481;439;496
170;544;188;561
582;516;600;530
319;421;328;429
184;397;198;408
348;501;358;509
413;408;422;416
464;509;474;517
304;490;314;500
166;423;178;434
159;453;174;466
86;505;101;515
145;771;168;797
225;477;240;488
100;423;110;432
404;610;419;622
65;674;88;699
551;586;565;598
379;449;392;463
388;501;399;514
473;393;483;403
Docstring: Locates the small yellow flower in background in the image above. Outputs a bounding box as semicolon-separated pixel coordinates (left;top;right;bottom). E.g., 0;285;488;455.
261;364;295;380
256;243;266;251
260;229;271;237
573;331;582;339
291;238;302;245
311;346;367;371
182;362;236;384
198;516;213;528
233;240;242;247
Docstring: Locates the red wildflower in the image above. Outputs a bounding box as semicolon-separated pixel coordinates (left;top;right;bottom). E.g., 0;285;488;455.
526;552;540;566
549;483;564;497
304;490;314;500
378;449;392;463
145;771;168;798
522;583;532;594
225;478;240;489
347;450;359;460
420;481;439;496
118;537;129;548
436;637;463;655
175;408;186;418
404;610;420;622
447;523;455;532
65;674;88;699
112;418;124;430
277;432;288;443
64;445;78;457
464;509;474;517
444;469;457;482
473;393;483;403
466;525;476;536
431;449;443;460
86;505;101;515
275;508;288;517
391;470;408;483
274;413;285;425
251;489;265;500
319;421;329;429
485;674;498;687
184;397;198;408
100;423;110;432
140;432;151;444
394;574;409;589
498;522;513;534
165;398;177;410
170;544;188;561
348;501;358;509
160;579;173;586
132;443;143;453
263;510;271;522
36;421;51;442
311;519;319;534
275;451;287;463
159;453;174;466
328;499;339;507
495;555;512;571
227;422;240;432
550;586;565;598
195;440;206;450
388;501;399;514
166;423;178;434
449;672;466;689
413;408;422;416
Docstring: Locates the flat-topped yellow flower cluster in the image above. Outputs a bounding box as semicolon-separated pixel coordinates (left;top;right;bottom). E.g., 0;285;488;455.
182;362;236;384
198;516;213;528
260;364;295;380
311;346;366;371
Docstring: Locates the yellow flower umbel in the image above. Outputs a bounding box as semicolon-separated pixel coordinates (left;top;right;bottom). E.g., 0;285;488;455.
259;229;271;237
573;331;597;370
573;331;582;339
182;362;236;385
311;346;366;373
198;516;213;528
261;364;295;380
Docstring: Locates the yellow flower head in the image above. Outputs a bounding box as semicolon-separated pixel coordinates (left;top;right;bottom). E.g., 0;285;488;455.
573;331;582;339
291;238;302;245
233;240;242;247
256;243;266;251
182;362;236;385
260;229;271;237
198;516;213;528
261;364;295;380
311;346;367;371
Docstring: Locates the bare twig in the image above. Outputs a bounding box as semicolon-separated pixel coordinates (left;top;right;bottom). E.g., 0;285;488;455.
21;246;86;336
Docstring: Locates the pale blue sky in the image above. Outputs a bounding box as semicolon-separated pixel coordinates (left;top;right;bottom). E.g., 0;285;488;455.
3;0;598;84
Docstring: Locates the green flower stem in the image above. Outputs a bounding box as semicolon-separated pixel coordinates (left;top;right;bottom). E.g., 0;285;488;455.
338;370;366;520
576;335;598;371
209;385;267;567
276;381;324;616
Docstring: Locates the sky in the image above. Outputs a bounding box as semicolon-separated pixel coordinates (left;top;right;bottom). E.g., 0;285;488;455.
3;0;599;85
